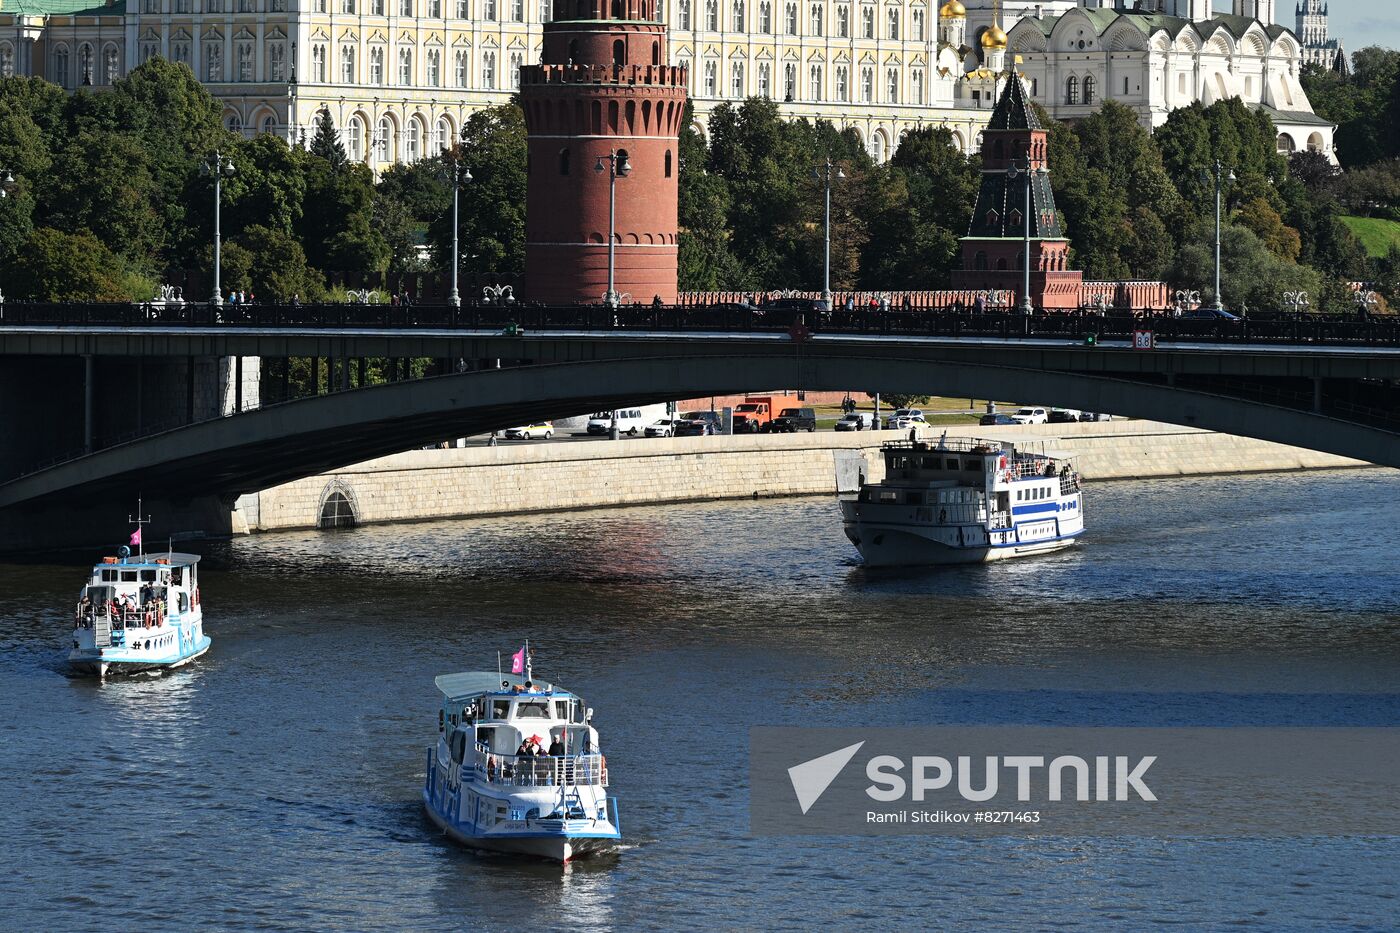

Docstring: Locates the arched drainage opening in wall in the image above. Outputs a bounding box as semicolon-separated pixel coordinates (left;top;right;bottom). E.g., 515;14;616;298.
318;483;358;530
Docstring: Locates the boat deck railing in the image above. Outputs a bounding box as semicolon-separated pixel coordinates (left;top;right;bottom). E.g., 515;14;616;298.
882;437;1005;455
473;746;608;788
75;604;168;631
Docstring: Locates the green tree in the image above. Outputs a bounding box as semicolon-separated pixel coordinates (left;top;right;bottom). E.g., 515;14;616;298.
1171;223;1319;312
677;105;741;290
8;227;139;301
233;224;326;301
42;130;165;268
309;108;347;169
426;103;528;282
376;158;450;275
861;126;977;288
1236;197;1302;262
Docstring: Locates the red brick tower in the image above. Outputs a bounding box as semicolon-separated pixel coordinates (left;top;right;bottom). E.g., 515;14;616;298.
519;0;687;305
950;75;1083;309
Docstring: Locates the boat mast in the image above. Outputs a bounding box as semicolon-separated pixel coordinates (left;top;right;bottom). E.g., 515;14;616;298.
127;498;150;560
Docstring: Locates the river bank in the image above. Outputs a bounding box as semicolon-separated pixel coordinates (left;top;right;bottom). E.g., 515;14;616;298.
233;420;1368;533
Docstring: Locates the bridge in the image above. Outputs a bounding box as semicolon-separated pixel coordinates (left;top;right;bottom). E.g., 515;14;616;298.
1;304;1397;548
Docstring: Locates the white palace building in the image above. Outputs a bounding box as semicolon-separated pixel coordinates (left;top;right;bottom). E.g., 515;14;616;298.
0;0;1337;167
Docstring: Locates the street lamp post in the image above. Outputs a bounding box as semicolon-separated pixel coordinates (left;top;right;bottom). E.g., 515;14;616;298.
1006;158;1046;315
446;154;473;309
595;149;631;310
202;152;236;306
814;158;845;306
1201;159;1235;313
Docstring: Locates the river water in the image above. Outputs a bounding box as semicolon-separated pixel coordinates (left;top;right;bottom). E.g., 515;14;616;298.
2;468;1399;931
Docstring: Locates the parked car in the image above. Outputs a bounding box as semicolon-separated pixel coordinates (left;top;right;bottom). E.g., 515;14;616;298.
979;413;1020;426
503;422;554;440
885;408;928;430
675;411;723;436
1047;408;1081;424
1079;412;1114;422
644;418;682;438
766;407;817;433
834;412;876;431
1010;407;1049;425
1183;307;1242;321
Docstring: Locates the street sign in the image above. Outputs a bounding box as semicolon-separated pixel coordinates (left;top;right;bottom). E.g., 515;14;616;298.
1133;329;1155;350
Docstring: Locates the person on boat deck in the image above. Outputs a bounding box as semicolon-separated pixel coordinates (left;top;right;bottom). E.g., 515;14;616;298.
548;736;565;757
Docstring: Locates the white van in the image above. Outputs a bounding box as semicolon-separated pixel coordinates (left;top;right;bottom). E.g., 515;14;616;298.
586;404;671;436
834;412;876;431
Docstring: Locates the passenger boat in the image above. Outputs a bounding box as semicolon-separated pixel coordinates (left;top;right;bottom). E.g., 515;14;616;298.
839;436;1084;566
68;547;210;677
422;652;621;863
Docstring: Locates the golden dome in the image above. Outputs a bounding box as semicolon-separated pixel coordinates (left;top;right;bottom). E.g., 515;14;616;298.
980;23;1008;49
938;0;966;17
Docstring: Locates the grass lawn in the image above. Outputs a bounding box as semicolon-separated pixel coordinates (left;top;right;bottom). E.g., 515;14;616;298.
1340;215;1400;258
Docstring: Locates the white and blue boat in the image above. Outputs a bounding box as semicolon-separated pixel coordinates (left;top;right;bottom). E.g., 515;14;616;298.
68;548;210;677
423;656;621;863
839;436;1084;566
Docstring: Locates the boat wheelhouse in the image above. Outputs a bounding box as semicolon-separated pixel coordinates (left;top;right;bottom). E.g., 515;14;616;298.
69;551;210;677
839;436;1084;566
423;667;620;863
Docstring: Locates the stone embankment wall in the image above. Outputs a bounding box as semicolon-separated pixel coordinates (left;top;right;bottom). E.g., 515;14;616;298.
236;421;1368;533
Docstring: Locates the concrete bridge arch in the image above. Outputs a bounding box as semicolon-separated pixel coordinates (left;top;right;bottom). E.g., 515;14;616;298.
0;351;1394;521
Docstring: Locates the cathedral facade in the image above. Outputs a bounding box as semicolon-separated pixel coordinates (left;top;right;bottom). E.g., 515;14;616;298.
1007;2;1337;162
0;0;1339;169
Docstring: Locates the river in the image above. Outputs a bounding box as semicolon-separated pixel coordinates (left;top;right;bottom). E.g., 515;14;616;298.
2;468;1398;931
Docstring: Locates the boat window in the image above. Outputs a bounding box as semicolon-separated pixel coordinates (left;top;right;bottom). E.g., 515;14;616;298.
515;700;551;719
121;571;137;582
964;458;982;471
878;490;899;503
907;492;923;505
101;569;117;582
172;567;184;585
920;457;939;469
179;592;189;612
140;570;157;582
553;700;570;719
491;699;511;719
946;458;959;470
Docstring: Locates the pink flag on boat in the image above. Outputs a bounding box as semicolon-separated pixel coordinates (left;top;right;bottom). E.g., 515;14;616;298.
129;528;142;547
510;646;526;674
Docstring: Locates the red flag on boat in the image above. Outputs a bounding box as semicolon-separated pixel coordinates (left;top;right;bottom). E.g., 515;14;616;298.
129;528;142;547
510;646;526;675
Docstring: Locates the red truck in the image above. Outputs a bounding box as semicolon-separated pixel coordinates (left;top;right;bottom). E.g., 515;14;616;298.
732;396;779;433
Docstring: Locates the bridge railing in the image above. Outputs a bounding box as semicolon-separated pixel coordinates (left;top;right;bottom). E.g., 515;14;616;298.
2;301;1399;347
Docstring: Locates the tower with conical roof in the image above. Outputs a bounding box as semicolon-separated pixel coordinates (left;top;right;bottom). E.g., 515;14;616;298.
519;0;688;305
950;73;1083;309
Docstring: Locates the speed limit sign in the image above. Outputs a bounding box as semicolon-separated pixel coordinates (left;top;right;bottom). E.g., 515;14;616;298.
1133;329;1156;350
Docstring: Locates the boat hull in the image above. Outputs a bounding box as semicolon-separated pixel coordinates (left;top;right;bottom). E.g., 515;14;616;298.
843;519;1078;567
68;638;211;678
423;791;619;863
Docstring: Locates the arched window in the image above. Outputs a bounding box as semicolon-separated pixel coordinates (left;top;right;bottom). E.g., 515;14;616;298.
785;1;797;33
974;251;988;270
0;44;12;78
375;117;393;162
886;6;898;40
665;149;673;177
320;491;356;529
652;41;660;65
435;116;452;152
613;39;625;66
811;3;822;35
732;0;744;26
406;119;421;161
1083;75;1095;105
261;114;276;135
227;113;243;134
78;44;93;85
54;45;70;87
1065;75;1079;105
759;0;771;31
784;62;796;100
560;147;570;174
347;116;364;161
427;49;441;86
